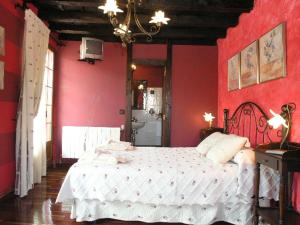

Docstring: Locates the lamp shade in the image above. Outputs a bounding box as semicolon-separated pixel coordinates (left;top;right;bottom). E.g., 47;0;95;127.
203;112;215;122
267;109;288;129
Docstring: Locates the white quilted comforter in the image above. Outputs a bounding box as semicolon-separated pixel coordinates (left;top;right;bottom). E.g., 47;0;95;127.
56;147;271;206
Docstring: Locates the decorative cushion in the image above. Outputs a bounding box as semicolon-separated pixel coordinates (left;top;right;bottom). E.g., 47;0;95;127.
196;132;227;156
206;135;249;164
233;148;255;166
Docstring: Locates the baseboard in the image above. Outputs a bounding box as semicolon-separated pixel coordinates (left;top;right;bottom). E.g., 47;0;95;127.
0;190;14;201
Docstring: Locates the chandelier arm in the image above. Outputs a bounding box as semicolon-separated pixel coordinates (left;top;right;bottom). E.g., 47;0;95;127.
109;16;119;28
131;26;161;38
125;1;132;29
133;1;159;38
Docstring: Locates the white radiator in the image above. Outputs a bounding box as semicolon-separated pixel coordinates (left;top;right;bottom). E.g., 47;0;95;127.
62;126;120;158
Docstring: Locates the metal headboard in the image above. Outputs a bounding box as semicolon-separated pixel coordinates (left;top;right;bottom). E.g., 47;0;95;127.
223;102;273;147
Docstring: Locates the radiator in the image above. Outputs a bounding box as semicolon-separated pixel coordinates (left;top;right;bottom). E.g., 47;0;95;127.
62;126;120;158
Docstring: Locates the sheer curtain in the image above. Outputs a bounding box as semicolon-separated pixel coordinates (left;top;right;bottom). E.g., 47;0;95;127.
33;79;47;183
15;9;50;197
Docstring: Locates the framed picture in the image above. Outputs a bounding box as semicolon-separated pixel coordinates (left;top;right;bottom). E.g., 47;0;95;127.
228;53;240;91
240;41;259;88
0;26;4;56
259;23;286;83
0;61;4;90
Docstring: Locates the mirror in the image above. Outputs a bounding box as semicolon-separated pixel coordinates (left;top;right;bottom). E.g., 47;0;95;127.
132;80;147;110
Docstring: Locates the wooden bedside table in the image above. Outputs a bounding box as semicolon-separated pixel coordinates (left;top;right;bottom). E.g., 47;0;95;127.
254;143;300;225
199;127;223;142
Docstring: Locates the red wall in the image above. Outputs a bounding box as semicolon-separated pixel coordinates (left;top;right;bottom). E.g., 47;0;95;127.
53;41;127;162
54;43;218;158
0;0;24;197
171;45;218;146
217;0;300;212
133;65;164;87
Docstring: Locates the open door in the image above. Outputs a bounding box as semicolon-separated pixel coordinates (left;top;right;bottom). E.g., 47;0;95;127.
161;42;172;147
125;43;172;147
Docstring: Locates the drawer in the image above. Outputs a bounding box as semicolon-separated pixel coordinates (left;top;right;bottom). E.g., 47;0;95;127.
256;152;279;170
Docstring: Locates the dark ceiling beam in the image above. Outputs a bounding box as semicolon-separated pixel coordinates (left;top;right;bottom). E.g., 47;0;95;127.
32;0;252;14
55;27;226;39
40;10;239;28
58;33;217;45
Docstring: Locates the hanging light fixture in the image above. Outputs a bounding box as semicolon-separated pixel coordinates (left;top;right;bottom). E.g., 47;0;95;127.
98;0;170;46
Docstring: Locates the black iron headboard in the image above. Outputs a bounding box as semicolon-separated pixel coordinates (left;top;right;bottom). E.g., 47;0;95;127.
223;102;273;147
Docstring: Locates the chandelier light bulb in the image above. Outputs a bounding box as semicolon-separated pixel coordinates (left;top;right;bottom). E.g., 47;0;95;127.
98;0;123;16
114;24;132;35
149;10;170;25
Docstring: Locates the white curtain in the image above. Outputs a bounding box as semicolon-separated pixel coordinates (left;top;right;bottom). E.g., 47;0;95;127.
33;78;47;183
15;9;50;197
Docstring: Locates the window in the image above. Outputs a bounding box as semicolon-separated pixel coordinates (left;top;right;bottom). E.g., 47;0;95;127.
44;49;54;142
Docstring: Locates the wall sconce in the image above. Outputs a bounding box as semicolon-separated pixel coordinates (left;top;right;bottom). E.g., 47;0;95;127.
137;84;144;90
203;112;215;128
267;103;296;149
131;63;136;71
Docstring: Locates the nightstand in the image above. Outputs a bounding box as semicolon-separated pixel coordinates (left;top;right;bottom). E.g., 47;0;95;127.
254;143;300;225
199;127;223;142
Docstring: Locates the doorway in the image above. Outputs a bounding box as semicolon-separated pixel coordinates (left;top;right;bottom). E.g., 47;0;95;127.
131;64;164;146
125;44;172;147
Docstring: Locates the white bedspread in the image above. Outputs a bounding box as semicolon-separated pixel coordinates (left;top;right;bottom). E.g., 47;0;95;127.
57;147;259;206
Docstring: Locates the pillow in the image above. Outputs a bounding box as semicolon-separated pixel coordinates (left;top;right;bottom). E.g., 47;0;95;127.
196;132;227;156
206;135;249;164
233;147;255;166
230;134;251;147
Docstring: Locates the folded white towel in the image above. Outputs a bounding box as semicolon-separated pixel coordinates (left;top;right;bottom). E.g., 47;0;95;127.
96;140;135;151
78;152;128;165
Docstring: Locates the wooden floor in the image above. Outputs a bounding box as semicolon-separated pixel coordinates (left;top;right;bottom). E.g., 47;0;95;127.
0;167;231;225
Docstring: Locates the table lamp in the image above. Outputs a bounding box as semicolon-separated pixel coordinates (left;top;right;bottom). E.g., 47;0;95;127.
203;112;215;129
267;103;296;149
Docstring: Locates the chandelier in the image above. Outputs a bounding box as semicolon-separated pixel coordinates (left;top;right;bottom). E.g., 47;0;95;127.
98;0;170;46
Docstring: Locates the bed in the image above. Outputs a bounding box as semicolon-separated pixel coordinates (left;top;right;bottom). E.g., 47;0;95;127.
56;102;281;225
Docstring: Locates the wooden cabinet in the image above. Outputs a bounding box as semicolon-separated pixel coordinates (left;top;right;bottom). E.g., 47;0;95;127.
254;143;300;225
199;127;223;142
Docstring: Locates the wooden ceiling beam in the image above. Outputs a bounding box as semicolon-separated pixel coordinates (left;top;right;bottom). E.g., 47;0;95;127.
40;10;239;28
32;0;252;14
58;33;217;45
30;0;254;46
54;26;226;39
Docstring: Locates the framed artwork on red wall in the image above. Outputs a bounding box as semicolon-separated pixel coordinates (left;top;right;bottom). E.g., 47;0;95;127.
0;26;4;56
240;41;259;88
259;23;286;83
228;53;240;91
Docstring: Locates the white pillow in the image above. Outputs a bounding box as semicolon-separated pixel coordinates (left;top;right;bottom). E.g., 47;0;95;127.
233;148;255;166
230;134;251;147
206;135;249;164
196;132;227;156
